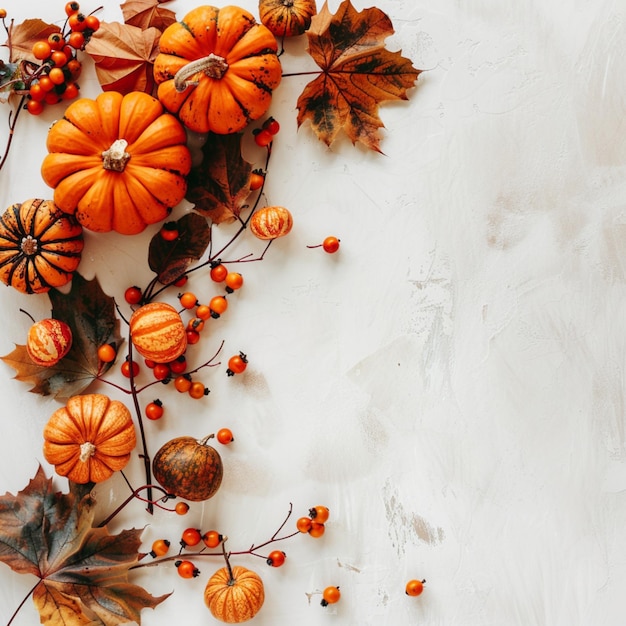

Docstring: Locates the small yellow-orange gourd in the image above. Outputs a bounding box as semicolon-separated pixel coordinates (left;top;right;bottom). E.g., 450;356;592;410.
0;199;84;294
43;394;137;484
153;5;282;134
249;206;293;240
204;564;265;623
129;301;187;363
26;318;72;367
259;0;317;38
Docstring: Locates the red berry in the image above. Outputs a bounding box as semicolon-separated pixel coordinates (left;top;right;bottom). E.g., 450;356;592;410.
175;501;190;515
267;550;286;567
169;356;187;374
264;118;280;135
150;539;170;558
254;128;273;147
202;530;223;549
152;363;171;381
97;344;116;363
121;359;139;378
227;353;247;376
309;505;330;524
296;517;313;533
181;527;202;547
321;586;340;606
145;400;164;420
186;329;200;345
308;522;325;538
216;428;234;444
124;286;142;304
160;223;179;241
176;560;199;578
210;263;228;282
26;99;45;115
322;236;340;253
249;171;265;191
65;2;80;16
405;579;426;596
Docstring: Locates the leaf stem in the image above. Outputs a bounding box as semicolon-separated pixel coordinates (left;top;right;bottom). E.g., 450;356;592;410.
6;579;40;626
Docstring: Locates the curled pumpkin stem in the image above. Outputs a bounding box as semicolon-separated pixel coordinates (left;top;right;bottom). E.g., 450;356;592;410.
174;53;229;91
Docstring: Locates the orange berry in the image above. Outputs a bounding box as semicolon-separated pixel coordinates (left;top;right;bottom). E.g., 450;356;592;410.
97;344;116;363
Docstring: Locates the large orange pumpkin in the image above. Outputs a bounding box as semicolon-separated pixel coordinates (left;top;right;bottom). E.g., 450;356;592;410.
0;198;84;294
153;5;283;135
43;394;137;484
204;564;265;623
40;91;192;235
259;0;317;38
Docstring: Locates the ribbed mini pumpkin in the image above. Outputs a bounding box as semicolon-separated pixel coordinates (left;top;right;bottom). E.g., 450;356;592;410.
129;301;187;363
0;199;84;294
153;5;283;134
259;0;317;38
40;91;192;235
249;206;293;240
43;394;137;484
152;434;223;501
204;565;265;623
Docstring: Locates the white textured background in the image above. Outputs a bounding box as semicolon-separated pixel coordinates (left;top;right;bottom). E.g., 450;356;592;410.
1;0;626;624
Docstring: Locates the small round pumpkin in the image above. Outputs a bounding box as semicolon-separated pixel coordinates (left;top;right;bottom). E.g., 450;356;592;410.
40;91;192;235
204;565;265;623
0;199;84;294
153;5;283;134
152;434;223;501
43;394;137;484
259;0;317;38
250;206;293;240
129;301;187;363
27;318;72;367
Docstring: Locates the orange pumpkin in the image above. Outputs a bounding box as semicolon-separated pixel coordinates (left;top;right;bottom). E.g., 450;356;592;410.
0;199;84;294
259;0;317;38
204;565;265;623
249;205;293;240
152;434;223;501
40;91;192;235
129;301;187;363
153;5;283;134
26;318;72;367
43;394;137;484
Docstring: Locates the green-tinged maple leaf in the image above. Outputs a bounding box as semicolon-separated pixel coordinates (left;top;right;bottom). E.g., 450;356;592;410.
1;274;122;399
0;465;169;625
296;0;422;152
186;132;253;225
148;212;211;285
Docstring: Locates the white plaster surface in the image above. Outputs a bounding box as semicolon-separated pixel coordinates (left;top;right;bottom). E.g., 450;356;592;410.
1;0;626;624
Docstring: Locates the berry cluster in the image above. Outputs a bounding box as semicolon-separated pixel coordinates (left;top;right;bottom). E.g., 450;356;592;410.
25;3;100;115
253;116;280;148
296;505;330;538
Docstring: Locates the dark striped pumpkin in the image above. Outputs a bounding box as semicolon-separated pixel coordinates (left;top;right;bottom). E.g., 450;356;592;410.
0;199;84;294
259;0;317;38
152;435;223;501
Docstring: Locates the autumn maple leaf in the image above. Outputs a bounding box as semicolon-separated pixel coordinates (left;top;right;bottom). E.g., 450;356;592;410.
121;0;177;32
0;465;169;625
186;133;254;225
296;0;422;152
85;21;161;94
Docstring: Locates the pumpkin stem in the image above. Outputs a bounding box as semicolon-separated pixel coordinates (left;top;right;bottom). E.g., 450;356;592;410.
79;441;97;463
220;536;236;584
102;139;131;172
20;235;38;256
174;53;229;92
198;433;216;446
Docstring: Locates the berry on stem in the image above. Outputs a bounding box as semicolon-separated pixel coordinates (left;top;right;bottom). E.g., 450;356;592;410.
189;381;209;399
179;292;198;309
209;295;228;317
97;344;116;363
160;222;179;241
308;522;325;538
181;527;202;548
296;517;313;533
405;579;426;597
150;539;170;558
124;285;142;305
321;586;340;606
202;530;223;549
254;128;273;148
121;359;139;378
216;428;234;444
210;263;228;282
267;550;286;567
176;560;200;578
309;505;330;524
227;352;248;376
175;501;190;515
225;272;243;293
145;399;164;421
